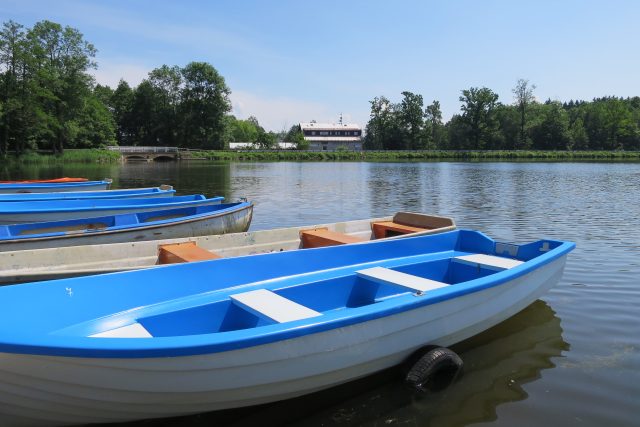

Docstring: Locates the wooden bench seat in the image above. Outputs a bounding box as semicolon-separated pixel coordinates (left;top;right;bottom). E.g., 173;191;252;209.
157;241;221;264
300;227;364;248
357;266;449;293
371;221;428;239
230;289;321;323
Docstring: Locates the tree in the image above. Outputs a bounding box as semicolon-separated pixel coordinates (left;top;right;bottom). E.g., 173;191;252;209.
364;96;393;150
179;62;231;149
0;20;28;155
255;129;277;149
424;100;444;149
27;20;97;153
512;79;536;149
398;91;424;150
529;101;571;150
111;79;134;145
459;87;500;149
284;124;307;149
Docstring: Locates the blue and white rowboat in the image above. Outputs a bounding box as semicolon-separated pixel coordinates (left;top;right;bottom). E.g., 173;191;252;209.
0;229;574;426
0;185;175;202
0;201;253;251
0;179;112;193
0;194;223;224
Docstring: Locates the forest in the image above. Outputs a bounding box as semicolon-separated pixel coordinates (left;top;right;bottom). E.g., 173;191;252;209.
1;19;639;156
364;82;640;151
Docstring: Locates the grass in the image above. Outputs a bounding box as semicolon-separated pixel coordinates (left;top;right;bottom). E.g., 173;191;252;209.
5;149;122;163
4;148;639;163
183;149;640;161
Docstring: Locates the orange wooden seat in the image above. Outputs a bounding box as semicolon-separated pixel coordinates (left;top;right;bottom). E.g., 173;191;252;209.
157;241;221;264
300;228;365;248
371;221;428;239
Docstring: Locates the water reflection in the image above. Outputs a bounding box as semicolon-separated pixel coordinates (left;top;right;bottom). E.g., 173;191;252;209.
120;301;565;427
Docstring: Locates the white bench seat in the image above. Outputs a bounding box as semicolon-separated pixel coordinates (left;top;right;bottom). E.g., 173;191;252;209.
90;323;152;338
230;289;321;323
454;254;524;270
357;266;449;292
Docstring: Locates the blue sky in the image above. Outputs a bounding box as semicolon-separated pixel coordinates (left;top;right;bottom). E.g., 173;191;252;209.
2;0;640;130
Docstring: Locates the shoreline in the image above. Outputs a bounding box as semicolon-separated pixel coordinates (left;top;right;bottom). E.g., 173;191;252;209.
3;149;640;163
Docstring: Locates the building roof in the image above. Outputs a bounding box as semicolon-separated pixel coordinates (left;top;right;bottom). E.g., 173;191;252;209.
300;122;361;131
304;137;362;142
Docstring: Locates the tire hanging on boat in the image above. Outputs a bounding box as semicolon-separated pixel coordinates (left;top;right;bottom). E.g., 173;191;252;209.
404;346;463;392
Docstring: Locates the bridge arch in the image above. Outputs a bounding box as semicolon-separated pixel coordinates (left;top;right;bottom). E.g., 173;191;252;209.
108;146;179;162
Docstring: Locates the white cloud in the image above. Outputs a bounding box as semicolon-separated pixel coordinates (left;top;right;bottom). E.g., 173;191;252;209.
231;90;335;132
91;59;151;88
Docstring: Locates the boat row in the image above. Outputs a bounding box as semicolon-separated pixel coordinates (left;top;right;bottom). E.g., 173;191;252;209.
0;179;254;252
0;177;575;427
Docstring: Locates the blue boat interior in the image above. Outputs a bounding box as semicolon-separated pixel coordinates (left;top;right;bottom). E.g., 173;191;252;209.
135;257;508;337
0;202;247;240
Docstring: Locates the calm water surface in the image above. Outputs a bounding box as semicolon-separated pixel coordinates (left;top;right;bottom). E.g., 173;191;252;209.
3;161;639;427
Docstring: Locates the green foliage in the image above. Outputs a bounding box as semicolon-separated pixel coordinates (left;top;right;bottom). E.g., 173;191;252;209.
7;148;121;163
283;124;307;149
458;87;500;149
367;83;640;151
0;19;112;155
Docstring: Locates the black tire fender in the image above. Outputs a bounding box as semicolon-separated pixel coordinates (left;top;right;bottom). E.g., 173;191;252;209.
405;347;463;392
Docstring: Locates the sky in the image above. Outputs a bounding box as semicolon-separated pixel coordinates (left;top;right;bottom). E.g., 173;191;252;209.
2;0;640;131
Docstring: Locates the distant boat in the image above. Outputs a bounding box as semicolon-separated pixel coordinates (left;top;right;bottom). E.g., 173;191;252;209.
0;212;455;283
0;201;253;252
0;179;112;193
0;194;223;224
0;229;574;426
0;177;88;183
0;185;175;202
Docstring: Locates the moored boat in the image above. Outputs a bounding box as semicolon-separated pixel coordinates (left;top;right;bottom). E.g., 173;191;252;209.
0;194;223;224
0;185;175;202
0;179;112;193
0;229;574;426
0;201;253;252
0;212;455;283
0;177;88;183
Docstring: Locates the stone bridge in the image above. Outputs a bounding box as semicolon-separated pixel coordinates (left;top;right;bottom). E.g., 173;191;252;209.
107;146;179;162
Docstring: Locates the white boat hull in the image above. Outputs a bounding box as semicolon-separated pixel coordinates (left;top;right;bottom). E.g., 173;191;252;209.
0;199;222;225
0;256;567;426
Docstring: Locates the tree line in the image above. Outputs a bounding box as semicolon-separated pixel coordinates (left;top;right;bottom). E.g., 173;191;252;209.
0;19;288;155
365;80;640;151
2;20;639;155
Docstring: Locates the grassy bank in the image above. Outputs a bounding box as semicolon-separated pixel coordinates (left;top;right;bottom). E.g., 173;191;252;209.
4;149;640;163
185;149;640;161
5;149;122;163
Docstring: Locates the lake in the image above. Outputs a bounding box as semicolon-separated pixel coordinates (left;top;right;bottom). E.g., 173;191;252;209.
2;160;639;427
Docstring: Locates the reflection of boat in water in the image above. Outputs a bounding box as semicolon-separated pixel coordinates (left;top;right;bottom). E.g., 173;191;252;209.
116;300;566;427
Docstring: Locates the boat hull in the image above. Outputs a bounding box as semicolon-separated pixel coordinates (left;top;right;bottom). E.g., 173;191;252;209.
0;181;111;194
0;256;567;426
0;214;455;283
0;204;253;252
0;197;222;225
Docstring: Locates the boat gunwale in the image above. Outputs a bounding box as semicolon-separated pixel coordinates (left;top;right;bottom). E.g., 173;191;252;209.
0;187;175;202
0;230;575;358
0;180;111;190
0;195;223;214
